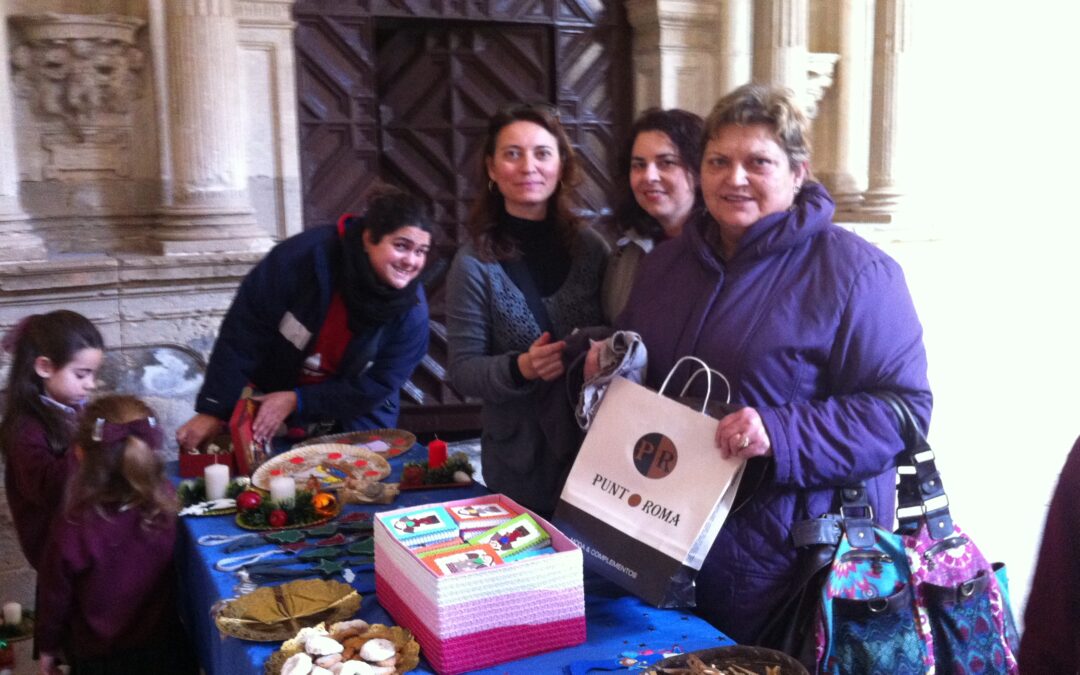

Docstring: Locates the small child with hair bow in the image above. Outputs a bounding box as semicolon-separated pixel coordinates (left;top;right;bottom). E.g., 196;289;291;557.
36;395;197;675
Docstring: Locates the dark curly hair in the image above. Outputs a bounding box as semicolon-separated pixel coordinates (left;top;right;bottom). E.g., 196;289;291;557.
360;183;435;242
611;108;705;242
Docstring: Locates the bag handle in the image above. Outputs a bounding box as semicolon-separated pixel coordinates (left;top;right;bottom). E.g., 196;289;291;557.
875;390;954;538
657;355;732;413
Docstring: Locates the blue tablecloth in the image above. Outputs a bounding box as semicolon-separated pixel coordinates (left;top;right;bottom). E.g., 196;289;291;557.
173;445;733;674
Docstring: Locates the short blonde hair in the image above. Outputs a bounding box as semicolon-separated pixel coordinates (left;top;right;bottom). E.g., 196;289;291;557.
704;83;811;170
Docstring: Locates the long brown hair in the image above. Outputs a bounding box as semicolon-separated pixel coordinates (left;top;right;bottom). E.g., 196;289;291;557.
465;103;584;261
0;311;103;458
66;395;175;529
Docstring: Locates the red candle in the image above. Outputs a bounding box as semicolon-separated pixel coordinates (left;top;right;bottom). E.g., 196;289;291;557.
428;438;448;469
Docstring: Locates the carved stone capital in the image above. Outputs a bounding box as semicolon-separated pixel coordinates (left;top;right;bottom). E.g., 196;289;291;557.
9;13;146;138
805;52;840;118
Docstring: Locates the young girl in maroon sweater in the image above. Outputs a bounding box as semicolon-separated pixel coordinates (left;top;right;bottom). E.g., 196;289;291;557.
36;395;196;675
1;310;104;570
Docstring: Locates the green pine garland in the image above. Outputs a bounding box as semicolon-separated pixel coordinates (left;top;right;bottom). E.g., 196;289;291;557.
403;451;474;486
177;477;246;506
235;489;322;528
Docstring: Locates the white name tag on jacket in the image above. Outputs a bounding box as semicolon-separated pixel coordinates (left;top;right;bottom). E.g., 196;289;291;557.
278;311;311;351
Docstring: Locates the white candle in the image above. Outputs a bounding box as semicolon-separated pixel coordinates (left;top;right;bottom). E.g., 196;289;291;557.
2;601;21;625
269;475;296;505
204;463;230;501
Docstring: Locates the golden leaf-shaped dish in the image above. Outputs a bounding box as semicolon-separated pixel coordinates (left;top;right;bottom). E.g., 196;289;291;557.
214;578;361;642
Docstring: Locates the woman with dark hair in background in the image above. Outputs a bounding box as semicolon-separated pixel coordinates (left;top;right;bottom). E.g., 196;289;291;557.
603;107;705;321
445;103;607;516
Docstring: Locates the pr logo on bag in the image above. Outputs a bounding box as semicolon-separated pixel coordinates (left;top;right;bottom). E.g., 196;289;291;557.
632;432;678;479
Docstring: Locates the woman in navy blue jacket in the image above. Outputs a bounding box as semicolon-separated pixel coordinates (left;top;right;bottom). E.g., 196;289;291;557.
176;187;434;450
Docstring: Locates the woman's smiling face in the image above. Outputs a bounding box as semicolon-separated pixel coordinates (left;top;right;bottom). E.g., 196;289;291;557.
630;130;697;237
701;123;806;234
486;120;563;220
363;225;431;289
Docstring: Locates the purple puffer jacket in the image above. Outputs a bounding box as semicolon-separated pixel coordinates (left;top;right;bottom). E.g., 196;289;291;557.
615;182;932;642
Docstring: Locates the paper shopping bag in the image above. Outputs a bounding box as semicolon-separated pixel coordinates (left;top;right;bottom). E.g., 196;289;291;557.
553;370;744;608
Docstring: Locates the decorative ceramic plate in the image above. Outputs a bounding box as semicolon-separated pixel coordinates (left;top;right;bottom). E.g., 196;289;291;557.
293;428;417;459
252;443;392;492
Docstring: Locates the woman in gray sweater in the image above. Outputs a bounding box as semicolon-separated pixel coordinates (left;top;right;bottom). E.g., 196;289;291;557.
446;103;607;516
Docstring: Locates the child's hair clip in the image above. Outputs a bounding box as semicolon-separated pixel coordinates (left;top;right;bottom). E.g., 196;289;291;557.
92;418;106;442
147;416;158;428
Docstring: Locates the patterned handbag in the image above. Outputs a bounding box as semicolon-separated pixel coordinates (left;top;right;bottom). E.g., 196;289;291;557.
815;393;1020;674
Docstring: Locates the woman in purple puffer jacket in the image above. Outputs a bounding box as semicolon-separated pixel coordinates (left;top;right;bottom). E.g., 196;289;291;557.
607;83;932;642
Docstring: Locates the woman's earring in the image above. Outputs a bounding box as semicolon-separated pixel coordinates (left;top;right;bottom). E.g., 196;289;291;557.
488;180;496;193
793;183;801;195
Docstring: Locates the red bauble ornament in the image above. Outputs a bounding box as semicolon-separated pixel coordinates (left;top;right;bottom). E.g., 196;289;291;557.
236;490;262;511
269;509;288;527
402;465;424;486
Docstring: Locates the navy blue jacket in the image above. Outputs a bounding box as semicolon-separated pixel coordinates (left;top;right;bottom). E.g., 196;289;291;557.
196;224;429;431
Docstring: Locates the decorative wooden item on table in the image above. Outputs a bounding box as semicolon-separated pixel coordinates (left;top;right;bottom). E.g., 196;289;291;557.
294;427;417;460
252;444;391;492
644;645;809;674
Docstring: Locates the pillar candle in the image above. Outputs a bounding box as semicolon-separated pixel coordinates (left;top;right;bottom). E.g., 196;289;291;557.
269;475;296;505
428;438;448;469
204;463;230;501
2;602;20;625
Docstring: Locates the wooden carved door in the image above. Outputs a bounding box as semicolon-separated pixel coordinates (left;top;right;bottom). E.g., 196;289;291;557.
294;1;631;433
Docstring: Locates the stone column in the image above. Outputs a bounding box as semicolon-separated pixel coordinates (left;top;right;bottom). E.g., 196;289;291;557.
752;0;809;96
0;0;46;262
717;0;752;97
154;0;272;254
815;0;873;217
627;0;724;116
858;0;912;221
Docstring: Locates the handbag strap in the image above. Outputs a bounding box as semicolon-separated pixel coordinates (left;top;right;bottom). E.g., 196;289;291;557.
838;391;952;546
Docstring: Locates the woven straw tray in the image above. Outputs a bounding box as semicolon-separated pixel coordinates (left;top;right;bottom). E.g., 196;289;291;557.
263;622;420;675
294;428;417;459
252;443;391;492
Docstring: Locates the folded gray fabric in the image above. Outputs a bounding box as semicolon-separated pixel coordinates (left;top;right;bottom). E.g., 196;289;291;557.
575;330;647;430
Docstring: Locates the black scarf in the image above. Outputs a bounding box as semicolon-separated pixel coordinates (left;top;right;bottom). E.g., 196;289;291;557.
339;216;421;333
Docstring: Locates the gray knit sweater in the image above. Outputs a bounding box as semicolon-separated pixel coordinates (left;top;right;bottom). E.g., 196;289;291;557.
446;227;608;514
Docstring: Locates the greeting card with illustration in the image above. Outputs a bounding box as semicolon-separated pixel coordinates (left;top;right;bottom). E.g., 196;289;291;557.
380;506;459;547
467;513;550;560
423;543;504;576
